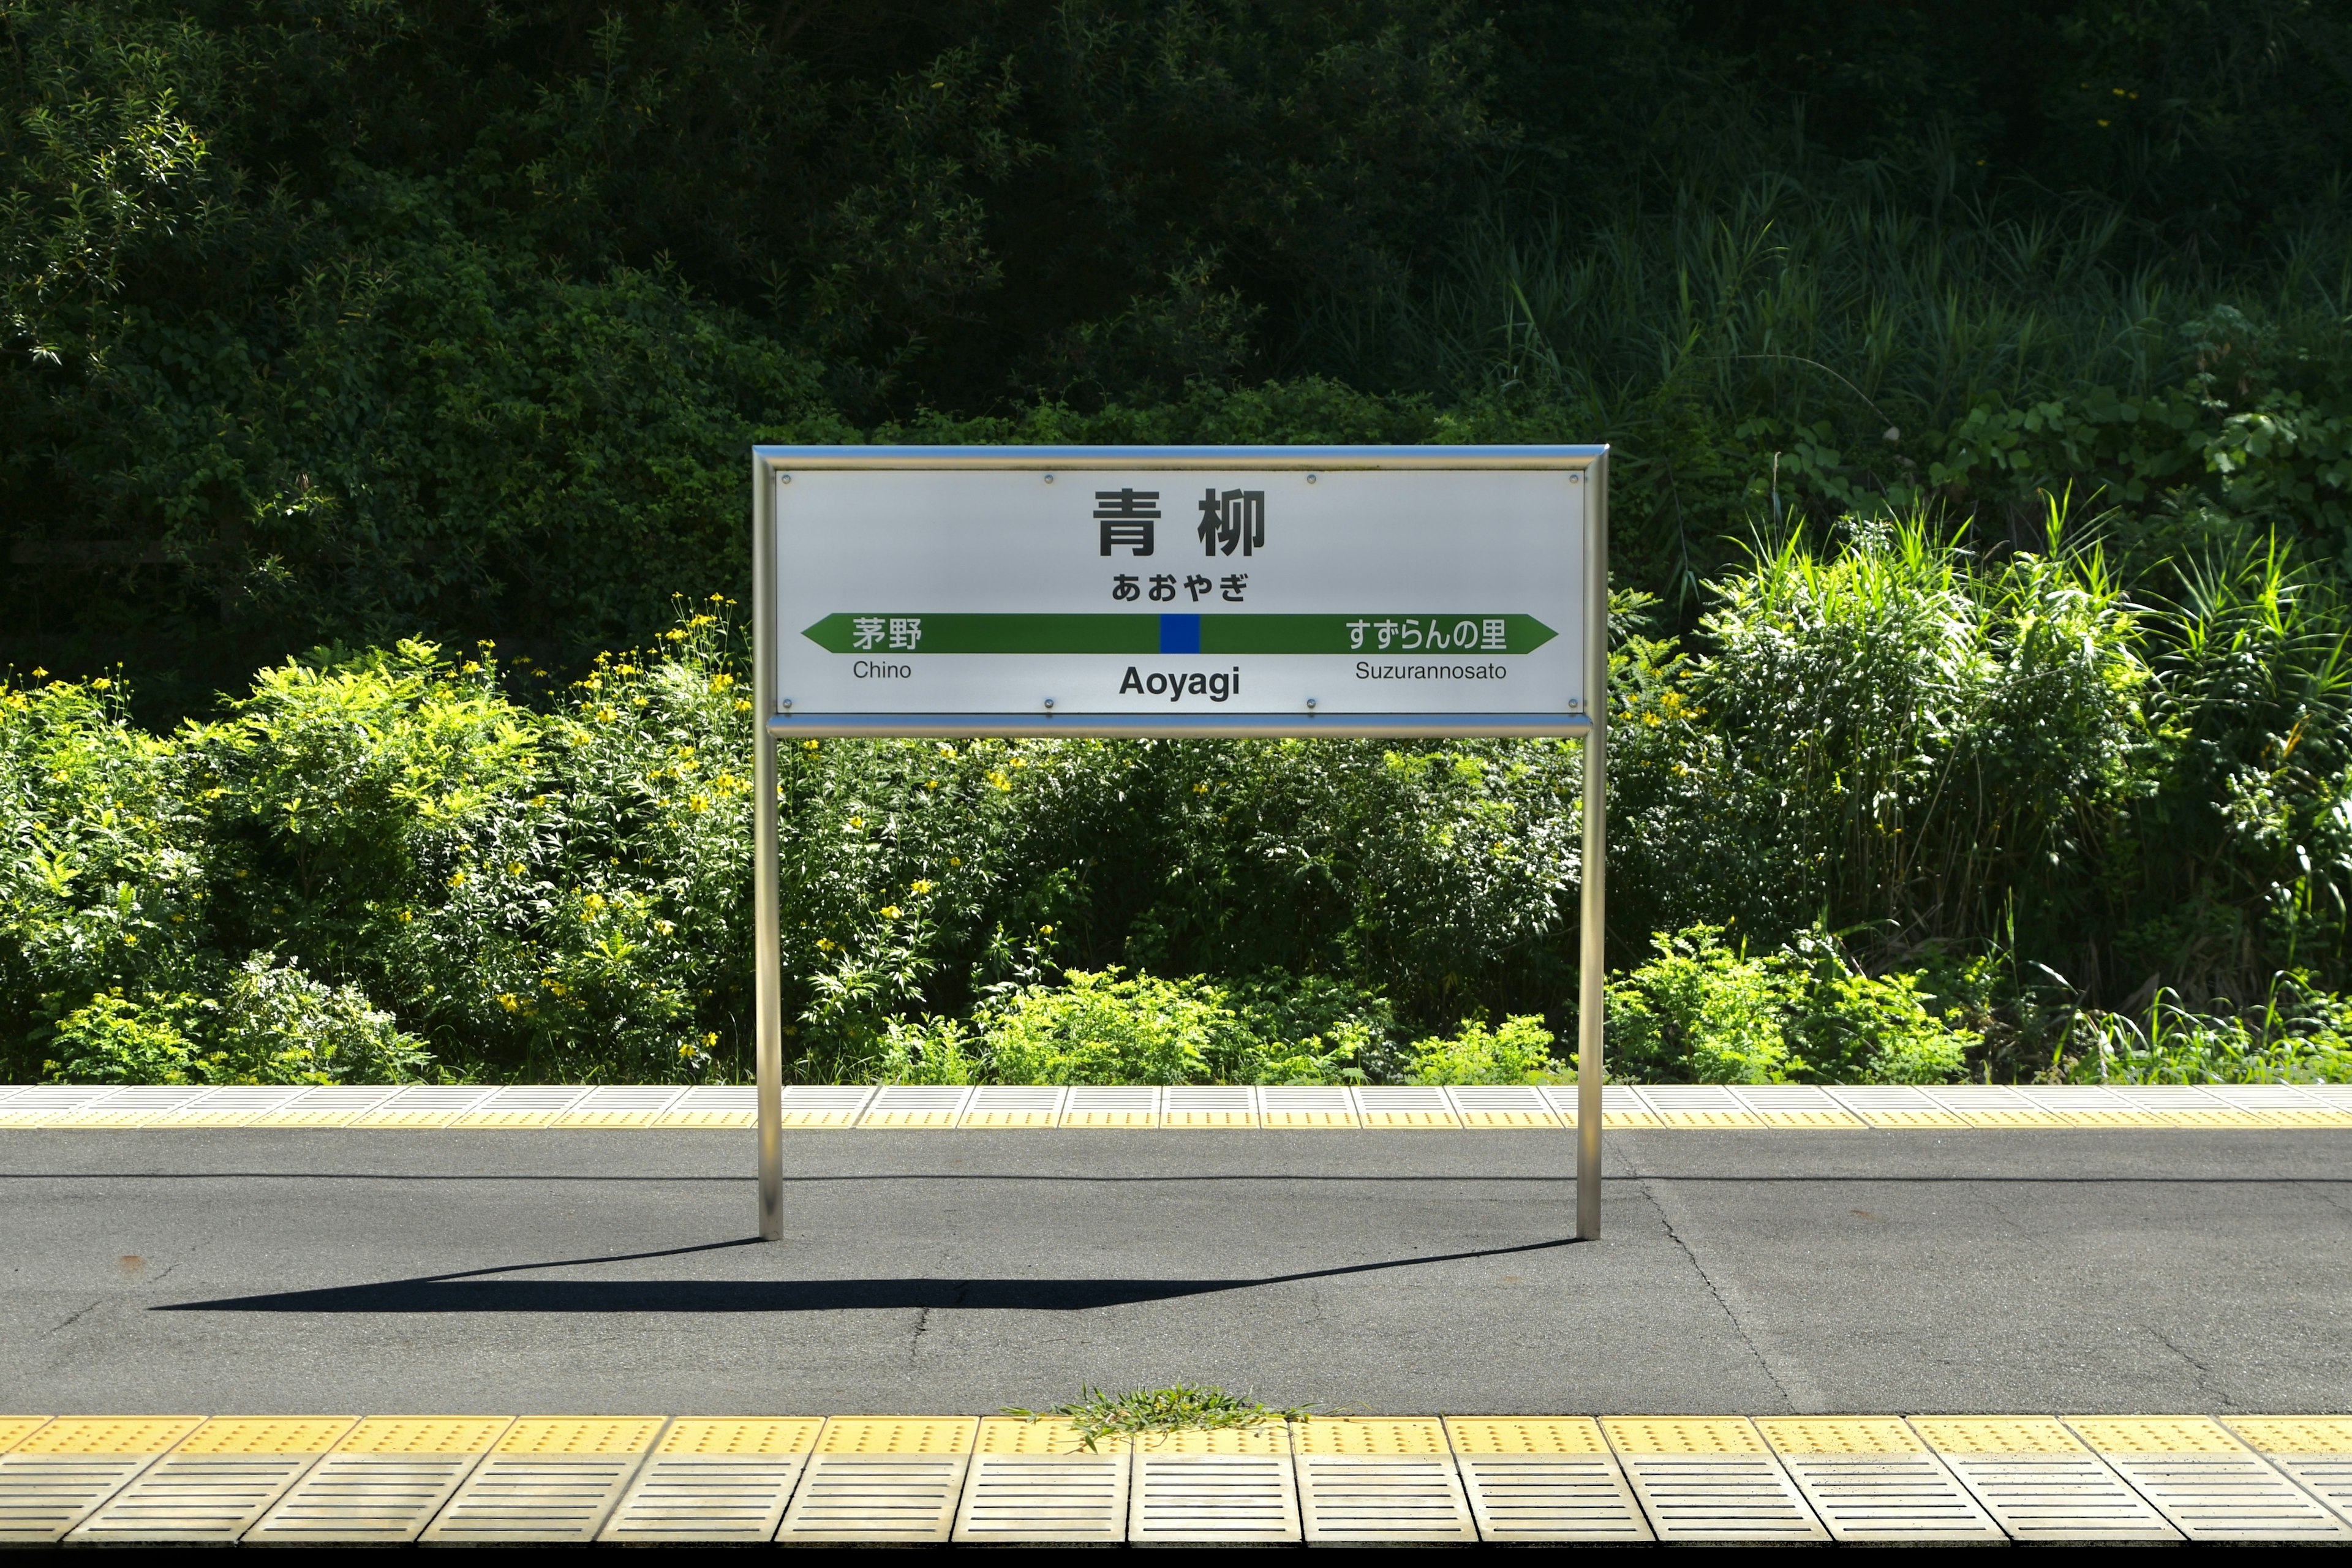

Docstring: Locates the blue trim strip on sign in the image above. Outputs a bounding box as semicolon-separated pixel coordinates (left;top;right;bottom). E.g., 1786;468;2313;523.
1158;614;1202;654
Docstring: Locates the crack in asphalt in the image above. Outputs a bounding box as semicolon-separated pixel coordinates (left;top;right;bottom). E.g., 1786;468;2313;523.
46;1297;103;1337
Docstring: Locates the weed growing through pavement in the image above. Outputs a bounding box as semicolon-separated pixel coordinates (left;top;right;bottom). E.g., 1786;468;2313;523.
1004;1382;1316;1450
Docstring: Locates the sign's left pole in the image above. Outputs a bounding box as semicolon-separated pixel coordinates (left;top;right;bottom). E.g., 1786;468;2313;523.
752;456;785;1241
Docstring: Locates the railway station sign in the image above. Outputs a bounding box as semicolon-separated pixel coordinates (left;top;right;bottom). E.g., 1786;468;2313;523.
757;447;1605;736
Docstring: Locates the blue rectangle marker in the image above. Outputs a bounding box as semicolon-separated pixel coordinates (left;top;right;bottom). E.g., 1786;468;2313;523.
1158;614;1201;654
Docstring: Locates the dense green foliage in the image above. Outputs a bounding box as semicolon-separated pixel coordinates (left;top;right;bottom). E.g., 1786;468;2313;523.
6;1;2352;1082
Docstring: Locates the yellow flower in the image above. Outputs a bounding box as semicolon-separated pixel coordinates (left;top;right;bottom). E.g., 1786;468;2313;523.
880;905;902;919
1038;924;1054;936
507;862;524;876
816;937;836;951
910;879;934;894
949;856;963;867
497;993;521;1013
849;816;864;828
803;739;820;752
449;870;467;887
121;932;138;946
688;793;710;812
92;677;111;690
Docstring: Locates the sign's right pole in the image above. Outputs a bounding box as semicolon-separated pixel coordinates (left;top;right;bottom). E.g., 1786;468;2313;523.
753;456;785;1243
1577;453;1608;1242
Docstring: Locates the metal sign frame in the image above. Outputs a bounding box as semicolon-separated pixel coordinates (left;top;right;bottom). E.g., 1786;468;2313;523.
749;445;1608;1239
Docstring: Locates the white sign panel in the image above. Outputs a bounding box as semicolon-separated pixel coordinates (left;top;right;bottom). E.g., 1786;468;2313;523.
759;448;1602;736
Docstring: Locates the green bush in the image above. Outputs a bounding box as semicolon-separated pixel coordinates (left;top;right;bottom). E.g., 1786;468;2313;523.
1607;924;1976;1086
974;969;1223;1086
1606;926;1800;1085
1404;1015;1558;1085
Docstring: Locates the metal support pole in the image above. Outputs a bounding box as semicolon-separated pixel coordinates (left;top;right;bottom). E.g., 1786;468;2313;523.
1576;454;1608;1242
753;458;784;1241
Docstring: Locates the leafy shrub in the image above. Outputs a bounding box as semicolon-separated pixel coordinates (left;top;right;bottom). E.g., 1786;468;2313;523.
1607;924;1975;1085
45;990;214;1084
1404;1015;1558;1084
1607;925;1799;1084
979;969;1240;1087
211;956;437;1085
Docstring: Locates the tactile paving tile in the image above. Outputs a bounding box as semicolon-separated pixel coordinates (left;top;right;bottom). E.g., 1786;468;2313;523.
776;1419;978;1543
49;1084;216;1128
1545;1084;1660;1129
0;1085;116;1128
953;1420;1129;1544
0;1420;50;1455
549;1085;691;1127
1908;1416;2180;1540
1291;1420;1476;1544
858;1085;973;1128
242;1084;404;1127
143;1085;309;1126
1446;1086;1564;1128
1353;1086;1463;1128
345;1085;498;1129
600;1418;821;1544
2223;1417;2352;1521
778;1085;875;1128
1060;1086;1161;1127
449;1085;594;1127
0;1416;204;1544
1757;1417;2004;1543
244;1417;512;1545
1600;1417;1830;1542
1729;1085;1871;1128
417;1417;664;1544
1128;1427;1299;1545
1825;1085;1970;1129
1163;1086;1259;1128
652;1085;755;1127
1640;1085;1773;1129
66;1416;356;1544
2201;1085;2352;1128
2098;1086;2268;1128
1444;1418;1652;1542
958;1086;1066;1128
2066;1415;2351;1541
2015;1085;2173;1127
1257;1085;1359;1128
1921;1085;2086;1128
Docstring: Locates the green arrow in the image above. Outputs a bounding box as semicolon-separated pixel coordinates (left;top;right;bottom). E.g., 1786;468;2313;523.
801;612;1557;655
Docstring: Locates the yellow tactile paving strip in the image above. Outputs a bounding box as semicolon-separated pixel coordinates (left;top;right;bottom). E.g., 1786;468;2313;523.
0;1419;52;1454
13;1417;203;1455
657;1419;821;1455
976;1417;1130;1454
1133;1425;1289;1455
1757;1417;1924;1454
333;1417;513;1454
1292;1419;1450;1455
2067;1415;2245;1454
816;1418;978;1454
494;1417;667;1455
8;1412;2352;1541
172;1417;356;1455
6;1080;2351;1128
1447;1417;1610;1454
1603;1417;1771;1454
1909;1416;2086;1454
2226;1417;2352;1453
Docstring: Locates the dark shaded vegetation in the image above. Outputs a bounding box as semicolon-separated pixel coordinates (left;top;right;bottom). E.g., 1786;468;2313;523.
5;1;2351;1083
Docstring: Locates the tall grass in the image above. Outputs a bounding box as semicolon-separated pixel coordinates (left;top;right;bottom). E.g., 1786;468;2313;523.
1310;158;2352;432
